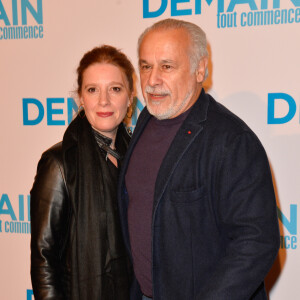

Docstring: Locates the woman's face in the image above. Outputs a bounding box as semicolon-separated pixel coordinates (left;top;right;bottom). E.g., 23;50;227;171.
80;63;132;139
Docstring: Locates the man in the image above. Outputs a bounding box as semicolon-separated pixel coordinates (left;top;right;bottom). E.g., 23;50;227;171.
118;18;280;300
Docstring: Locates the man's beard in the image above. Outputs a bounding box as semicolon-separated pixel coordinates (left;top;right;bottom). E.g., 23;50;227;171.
144;85;192;120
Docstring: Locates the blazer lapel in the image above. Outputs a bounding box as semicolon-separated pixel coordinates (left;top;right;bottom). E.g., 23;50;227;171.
153;89;210;210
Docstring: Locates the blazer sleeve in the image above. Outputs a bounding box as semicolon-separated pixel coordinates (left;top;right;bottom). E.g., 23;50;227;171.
30;147;68;300
198;131;280;300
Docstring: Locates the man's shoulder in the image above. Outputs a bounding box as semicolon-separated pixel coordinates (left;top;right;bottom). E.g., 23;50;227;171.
205;94;254;135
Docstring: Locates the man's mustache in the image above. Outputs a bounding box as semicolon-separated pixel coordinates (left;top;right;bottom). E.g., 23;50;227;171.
145;85;171;96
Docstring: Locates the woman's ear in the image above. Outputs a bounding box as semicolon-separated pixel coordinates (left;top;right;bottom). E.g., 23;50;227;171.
128;93;134;107
80;97;84;106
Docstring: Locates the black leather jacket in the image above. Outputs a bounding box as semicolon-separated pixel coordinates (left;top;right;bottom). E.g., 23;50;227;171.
30;115;132;300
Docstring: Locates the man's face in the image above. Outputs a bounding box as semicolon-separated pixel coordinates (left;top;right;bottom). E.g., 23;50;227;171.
139;28;203;119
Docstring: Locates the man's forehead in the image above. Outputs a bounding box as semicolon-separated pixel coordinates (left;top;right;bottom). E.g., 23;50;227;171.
139;28;190;59
142;28;189;45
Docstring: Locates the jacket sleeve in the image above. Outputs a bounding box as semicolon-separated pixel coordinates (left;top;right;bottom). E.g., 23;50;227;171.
30;147;68;300
198;131;280;300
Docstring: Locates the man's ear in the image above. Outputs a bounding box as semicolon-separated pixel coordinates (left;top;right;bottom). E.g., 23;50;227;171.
196;57;208;83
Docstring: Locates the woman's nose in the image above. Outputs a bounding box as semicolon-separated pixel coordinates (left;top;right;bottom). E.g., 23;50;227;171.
98;91;109;106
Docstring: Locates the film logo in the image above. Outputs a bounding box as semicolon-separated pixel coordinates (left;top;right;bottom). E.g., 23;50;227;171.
143;0;300;29
0;194;31;234
0;0;43;40
278;204;298;250
268;93;299;124
22;96;144;131
27;290;34;300
23;97;78;126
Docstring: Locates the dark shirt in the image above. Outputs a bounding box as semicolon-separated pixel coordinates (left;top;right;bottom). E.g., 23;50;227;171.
126;110;190;297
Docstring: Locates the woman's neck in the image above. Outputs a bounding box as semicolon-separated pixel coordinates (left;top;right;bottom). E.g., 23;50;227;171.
92;126;117;148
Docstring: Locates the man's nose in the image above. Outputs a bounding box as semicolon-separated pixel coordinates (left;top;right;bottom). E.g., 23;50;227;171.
148;67;162;86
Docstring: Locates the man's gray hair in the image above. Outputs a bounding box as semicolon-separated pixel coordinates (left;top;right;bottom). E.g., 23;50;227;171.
137;18;209;80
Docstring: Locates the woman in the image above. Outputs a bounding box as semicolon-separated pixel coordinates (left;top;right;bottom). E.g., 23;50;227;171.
30;45;135;300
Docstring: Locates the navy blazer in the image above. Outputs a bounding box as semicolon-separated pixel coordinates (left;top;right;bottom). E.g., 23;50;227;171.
118;89;280;300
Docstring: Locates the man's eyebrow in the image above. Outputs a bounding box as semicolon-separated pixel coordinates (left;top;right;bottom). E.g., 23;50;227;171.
138;59;148;65
139;59;175;65
160;59;175;64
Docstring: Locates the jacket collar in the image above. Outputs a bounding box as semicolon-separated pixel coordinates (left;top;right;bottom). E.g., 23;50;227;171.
152;88;209;208
127;88;208;160
122;88;209;204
